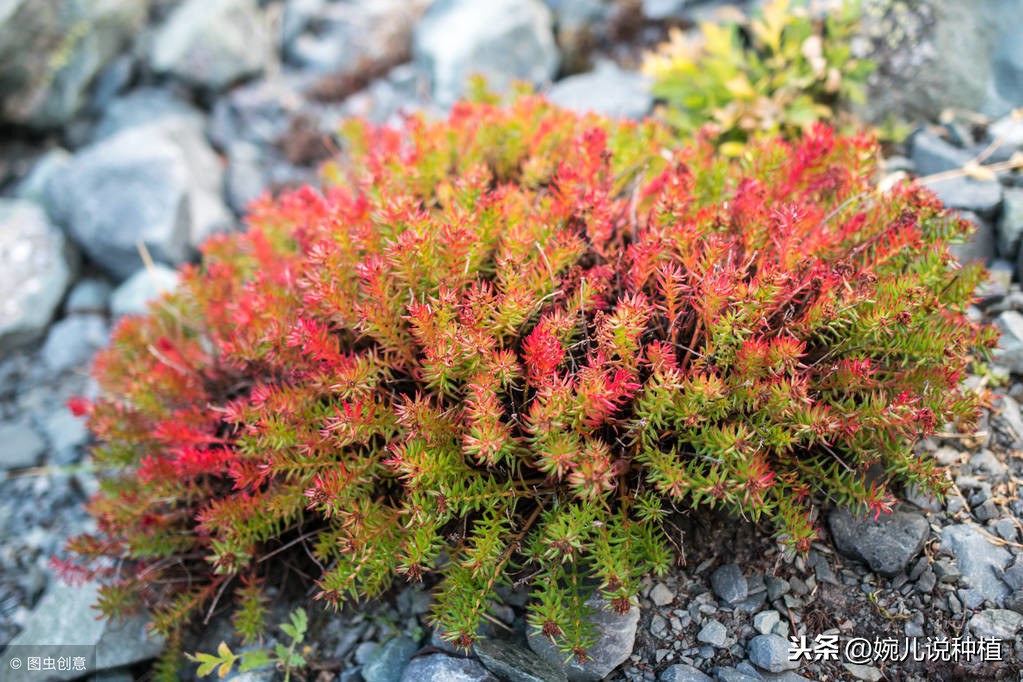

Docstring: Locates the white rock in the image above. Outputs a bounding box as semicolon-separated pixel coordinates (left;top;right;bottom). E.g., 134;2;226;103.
414;0;559;106
0;199;77;351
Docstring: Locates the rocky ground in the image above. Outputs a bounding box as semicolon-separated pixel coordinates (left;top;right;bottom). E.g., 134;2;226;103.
2;0;1023;681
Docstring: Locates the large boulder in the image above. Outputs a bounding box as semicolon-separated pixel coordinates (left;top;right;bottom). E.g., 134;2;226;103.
858;0;1023;122
46;119;230;280
0;0;147;127
0;199;77;352
149;0;271;91
414;0;559;106
0;580;165;681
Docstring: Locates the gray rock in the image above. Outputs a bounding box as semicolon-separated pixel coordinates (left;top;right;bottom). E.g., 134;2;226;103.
208;75;311;151
226;142;268;214
414;0;559;106
696;620;726;648
0;419;46;470
658;663;712;682
1004;560;1023;591
857;0;1023;122
968;608;1023;639
1001;188;1023;260
93;88;206;141
748;634;797;673
714;667;760;682
828;507;929;577
110;265;180;319
941;524;1012;606
710;564;748;605
474;638;568;682
150;0;271;91
989;114;1023;153
950;210;996;265
65;277;113;315
0;199;77;352
922;176;1002;216
650;582;675;607
15;148;71;205
642;0;692;20
842;663;882;682
972;448;1009;477
0;580;164;680
904;483;942;512
916;568;937;594
910;130;972;177
548;62;652;120
992;23;1023;109
0;0;147;127
400;653;497;682
41;314;109;374
993;310;1023;373
283;0;427;74
765;577;789;601
1006;588;1023;615
47;120;229;279
753;610;780;636
362;636;418;682
355;641;379;665
527;596;639;682
42;408;90;464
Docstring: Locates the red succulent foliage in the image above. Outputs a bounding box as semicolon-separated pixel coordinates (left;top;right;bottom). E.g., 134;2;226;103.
58;93;995;668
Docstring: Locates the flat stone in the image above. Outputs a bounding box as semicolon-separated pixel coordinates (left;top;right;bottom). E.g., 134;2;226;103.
527;596;638;682
968;609;1023;639
362;636;418;682
0;199;77;352
0;580;164;680
399;653;497;682
828;507;929;577
940;524;1012;606
16;148;71;205
110;265;180;319
696;620;726;648
414;0;559;106
710;564;748;605
747;634;797;673
474;638;567;682
150;0;271;91
658;663;712;682
0;419;46;470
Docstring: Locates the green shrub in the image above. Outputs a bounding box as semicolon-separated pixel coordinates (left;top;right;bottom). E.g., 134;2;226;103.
643;0;874;153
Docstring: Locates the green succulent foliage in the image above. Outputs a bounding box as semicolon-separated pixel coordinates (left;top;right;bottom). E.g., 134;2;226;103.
644;0;875;152
188;607;308;681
